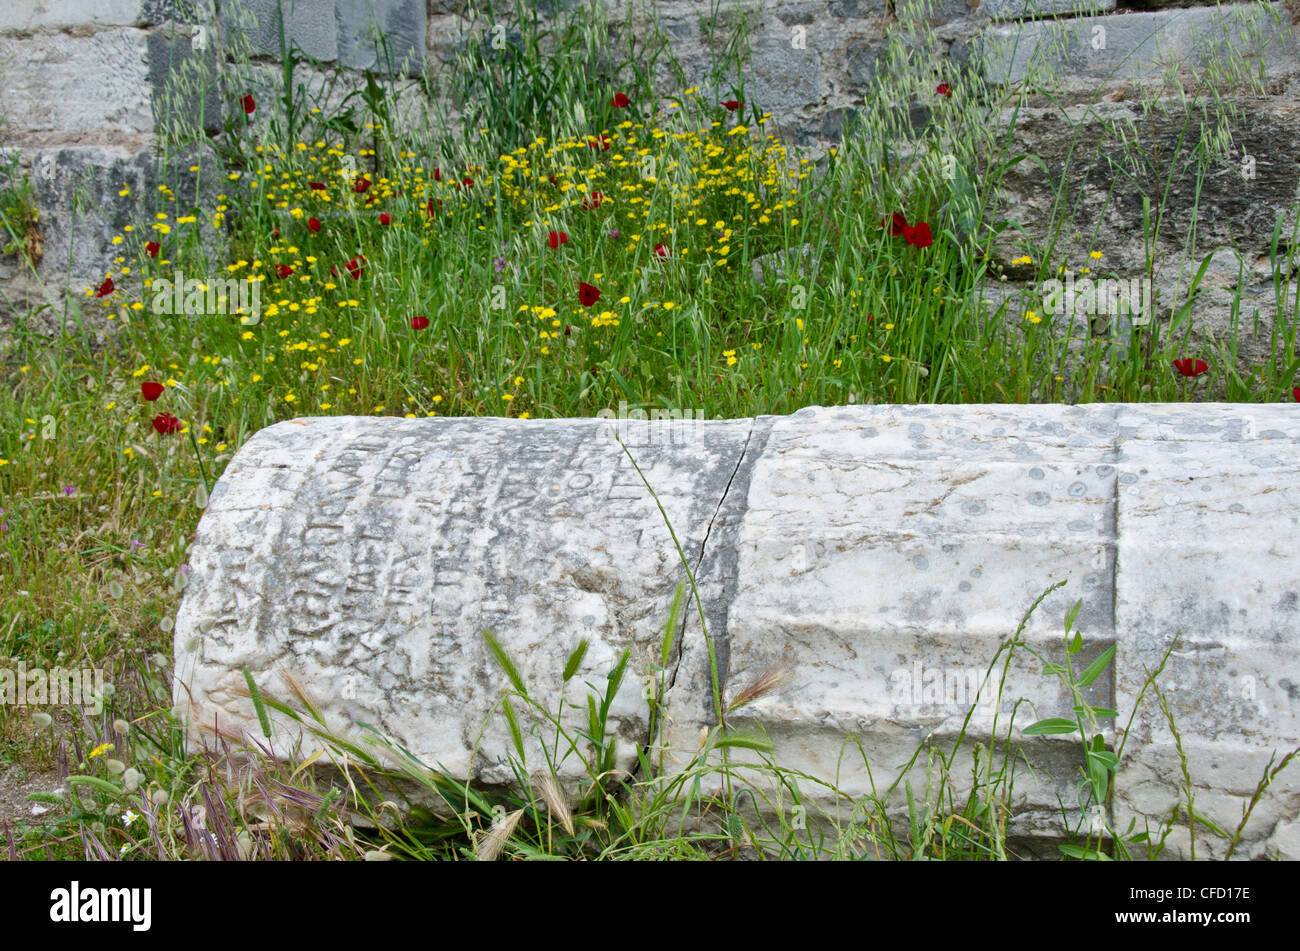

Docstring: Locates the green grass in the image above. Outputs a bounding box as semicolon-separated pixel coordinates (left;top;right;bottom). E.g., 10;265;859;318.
2;0;1299;859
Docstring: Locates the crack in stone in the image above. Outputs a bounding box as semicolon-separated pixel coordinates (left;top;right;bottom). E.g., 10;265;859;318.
670;416;774;701
631;415;772;779
667;419;754;695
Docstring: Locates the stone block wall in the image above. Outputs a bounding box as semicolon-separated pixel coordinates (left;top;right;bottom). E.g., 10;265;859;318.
1;0;1298;345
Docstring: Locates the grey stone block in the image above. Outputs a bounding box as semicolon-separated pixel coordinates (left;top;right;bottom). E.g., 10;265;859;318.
979;3;1300;87
0;0;154;31
140;0;214;25
844;31;887;84
0;31;152;136
829;0;891;18
148;26;223;135
774;2;820;26
7;146;153;332
818;105;859;139
220;0;338;63
746;37;822;111
335;0;427;76
980;0;1115;22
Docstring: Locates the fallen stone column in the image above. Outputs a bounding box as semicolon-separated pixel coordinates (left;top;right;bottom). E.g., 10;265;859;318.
173;404;1300;859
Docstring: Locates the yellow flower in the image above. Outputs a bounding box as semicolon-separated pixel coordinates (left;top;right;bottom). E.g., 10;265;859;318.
1090;251;1103;260
89;743;113;759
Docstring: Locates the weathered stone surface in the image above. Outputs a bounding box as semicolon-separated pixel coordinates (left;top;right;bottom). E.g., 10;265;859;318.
0;30;152;136
745;37;823;112
174;414;756;794
0;0;209;31
148;24;223;136
176;404;1300;857
0;145;156;336
335;0;427;76
978;3;1300;89
220;0;339;63
1111;404;1300;858
0;1;144;31
980;0;1115;21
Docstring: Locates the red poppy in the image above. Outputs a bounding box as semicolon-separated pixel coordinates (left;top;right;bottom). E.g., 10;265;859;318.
272;226;280;240
884;211;907;237
548;230;569;249
903;221;933;248
936;83;952;98
353;177;370;194
612;93;630;108
1173;358;1209;377
587;135;611;151
654;243;670;257
578;281;601;307
345;255;366;280
379;212;391;225
866;313;875;322
151;413;181;435
722;100;742;111
308;217;321;233
275;264;293;278
583;190;603;209
309;181;326;190
410;315;430;330
241;94;255;114
141;381;164;401
95;277;115;298
426;197;442;217
433;167;441;182
144;241;159;258
1293;387;1300;402
461;176;474;189
563;325;571;336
